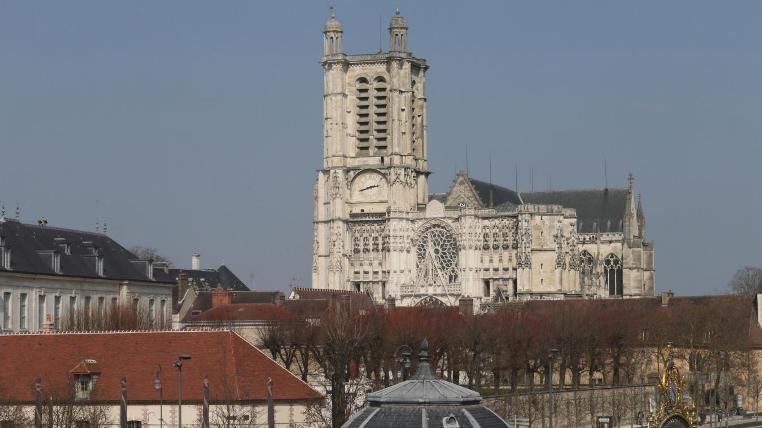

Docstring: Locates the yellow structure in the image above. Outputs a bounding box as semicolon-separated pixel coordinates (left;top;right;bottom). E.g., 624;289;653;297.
648;345;698;428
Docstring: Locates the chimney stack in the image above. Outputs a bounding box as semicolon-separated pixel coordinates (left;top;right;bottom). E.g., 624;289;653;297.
660;290;674;307
211;286;231;308
191;253;201;270
458;297;474;317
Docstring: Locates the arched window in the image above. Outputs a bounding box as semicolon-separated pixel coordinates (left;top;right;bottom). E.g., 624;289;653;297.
580;250;595;288
372;77;388;154
604;253;623;296
355;78;370;154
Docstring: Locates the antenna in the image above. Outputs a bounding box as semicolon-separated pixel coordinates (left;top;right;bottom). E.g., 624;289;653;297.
548;175;552;191
379;14;383;53
488;153;493;207
530;167;534;192
515;163;518;192
465;145;469;175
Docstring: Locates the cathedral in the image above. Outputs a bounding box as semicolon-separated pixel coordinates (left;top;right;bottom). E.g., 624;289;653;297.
312;10;655;308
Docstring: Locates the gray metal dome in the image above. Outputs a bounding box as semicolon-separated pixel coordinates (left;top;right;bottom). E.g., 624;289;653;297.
342;339;509;428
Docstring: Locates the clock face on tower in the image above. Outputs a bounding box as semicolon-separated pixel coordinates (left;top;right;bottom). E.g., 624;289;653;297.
351;171;389;203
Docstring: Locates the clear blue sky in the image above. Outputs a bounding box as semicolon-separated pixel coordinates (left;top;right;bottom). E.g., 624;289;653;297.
1;1;760;295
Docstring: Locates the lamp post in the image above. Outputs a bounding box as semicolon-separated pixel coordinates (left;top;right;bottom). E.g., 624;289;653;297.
548;348;559;428
154;365;163;428
173;355;191;428
396;345;413;382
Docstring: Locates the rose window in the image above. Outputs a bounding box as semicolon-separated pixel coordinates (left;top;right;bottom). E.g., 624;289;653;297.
415;224;459;287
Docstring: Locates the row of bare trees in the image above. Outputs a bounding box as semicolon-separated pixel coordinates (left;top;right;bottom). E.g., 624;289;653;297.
261;295;759;427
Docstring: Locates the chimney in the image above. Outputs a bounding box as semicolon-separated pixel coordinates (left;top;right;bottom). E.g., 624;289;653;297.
177;272;189;300
458;297;474;317
191;253;201;270
211;286;231;308
42;313;55;332
660;290;674;307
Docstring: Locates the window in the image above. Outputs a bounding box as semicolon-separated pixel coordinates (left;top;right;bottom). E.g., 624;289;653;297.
483;280;491;297
19;293;27;330
111;297;118;308
604;253;623;296
148;299;155;327
69;296;77;325
54;296;61;329
355;78;371;154
132;298;139;312
415;223;459;287
2;292;10;330
579;251;595;288
97;297;104;317
127;421;141;428
159;300;166;327
38;295;46;330
84;296;91;318
355;77;388;156
371;77;388;154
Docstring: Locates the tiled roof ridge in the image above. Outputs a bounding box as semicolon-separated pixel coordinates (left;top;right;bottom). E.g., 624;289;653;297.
520;187;628;194
12;221;108;238
229;330;323;398
293;287;369;295
0;329;235;337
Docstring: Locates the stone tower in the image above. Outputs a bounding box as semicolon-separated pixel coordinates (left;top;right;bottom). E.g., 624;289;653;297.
313;9;430;292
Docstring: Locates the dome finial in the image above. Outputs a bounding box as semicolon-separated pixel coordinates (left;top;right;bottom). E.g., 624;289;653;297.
395;7;400;16
330;5;335;19
418;338;429;363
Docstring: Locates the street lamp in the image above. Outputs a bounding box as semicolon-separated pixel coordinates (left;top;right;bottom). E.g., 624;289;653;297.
154;365;163;428
174;355;191;428
396;345;413;382
548;348;560;428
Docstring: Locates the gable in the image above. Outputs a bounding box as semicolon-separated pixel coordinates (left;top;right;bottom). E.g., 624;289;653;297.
445;175;482;208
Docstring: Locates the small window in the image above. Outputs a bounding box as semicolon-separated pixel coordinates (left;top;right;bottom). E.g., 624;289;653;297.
127;422;141;428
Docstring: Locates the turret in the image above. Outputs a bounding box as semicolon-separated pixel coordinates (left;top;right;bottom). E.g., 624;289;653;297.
323;8;343;57
388;8;408;53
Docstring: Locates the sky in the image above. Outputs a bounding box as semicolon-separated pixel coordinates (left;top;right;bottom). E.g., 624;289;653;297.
1;1;760;295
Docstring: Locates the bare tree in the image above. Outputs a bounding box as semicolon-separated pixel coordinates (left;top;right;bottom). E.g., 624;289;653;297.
728;266;762;294
62;301;162;331
129;246;174;267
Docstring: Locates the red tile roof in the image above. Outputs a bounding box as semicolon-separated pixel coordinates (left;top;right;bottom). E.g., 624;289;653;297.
189;303;292;322
0;330;322;404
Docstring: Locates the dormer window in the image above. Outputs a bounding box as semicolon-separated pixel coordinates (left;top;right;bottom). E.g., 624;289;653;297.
70;359;100;400
95;256;104;277
0;246;10;270
54;237;71;255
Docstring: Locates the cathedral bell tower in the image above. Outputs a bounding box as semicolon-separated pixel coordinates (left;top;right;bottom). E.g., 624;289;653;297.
313;9;430;292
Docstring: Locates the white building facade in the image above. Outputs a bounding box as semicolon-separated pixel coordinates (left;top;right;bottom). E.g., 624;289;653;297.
0;217;173;331
312;11;655;308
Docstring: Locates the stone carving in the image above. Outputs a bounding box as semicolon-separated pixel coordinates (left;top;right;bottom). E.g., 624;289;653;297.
330;170;343;200
391;167;416;188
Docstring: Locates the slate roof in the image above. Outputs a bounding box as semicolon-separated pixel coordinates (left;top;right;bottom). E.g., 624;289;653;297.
153;265;250;291
520;188;629;233
0;219;171;284
0;330;322;403
467;178;522;208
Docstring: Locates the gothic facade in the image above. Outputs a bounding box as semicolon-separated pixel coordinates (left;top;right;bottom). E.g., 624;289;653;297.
312;11;655;308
